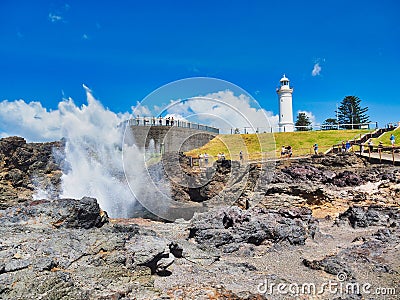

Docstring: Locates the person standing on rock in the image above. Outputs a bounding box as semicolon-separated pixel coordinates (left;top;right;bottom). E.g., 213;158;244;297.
378;141;384;155
313;143;319;155
159;116;162;126
345;140;351;152
280;146;286;158
390;134;395;146
287;145;292;158
204;153;209;166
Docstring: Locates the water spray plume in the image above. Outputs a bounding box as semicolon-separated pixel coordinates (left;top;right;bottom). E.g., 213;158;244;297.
59;86;139;217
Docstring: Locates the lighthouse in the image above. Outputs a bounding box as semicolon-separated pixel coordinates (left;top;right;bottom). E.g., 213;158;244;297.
276;74;294;132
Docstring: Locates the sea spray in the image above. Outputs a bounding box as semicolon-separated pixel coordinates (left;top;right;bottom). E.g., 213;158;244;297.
58;85;140;217
0;85;171;218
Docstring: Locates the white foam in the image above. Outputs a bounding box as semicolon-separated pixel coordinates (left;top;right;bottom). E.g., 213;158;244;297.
58;86;139;217
0;86;142;217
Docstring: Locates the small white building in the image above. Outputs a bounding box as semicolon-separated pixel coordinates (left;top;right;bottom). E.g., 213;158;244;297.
276;74;294;132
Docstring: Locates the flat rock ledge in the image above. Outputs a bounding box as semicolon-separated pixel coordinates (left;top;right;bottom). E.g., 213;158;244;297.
0;197;174;299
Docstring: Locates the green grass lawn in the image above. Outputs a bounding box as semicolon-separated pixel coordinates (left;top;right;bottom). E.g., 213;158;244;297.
185;129;370;160
372;128;400;146
274;130;370;156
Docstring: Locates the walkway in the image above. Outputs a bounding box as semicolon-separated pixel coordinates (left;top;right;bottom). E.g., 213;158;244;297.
326;125;398;155
357;149;400;166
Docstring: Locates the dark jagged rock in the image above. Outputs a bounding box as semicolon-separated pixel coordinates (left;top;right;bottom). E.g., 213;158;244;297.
332;170;363;187
279;159;363;188
169;242;183;258
0;197;178;299
303;223;400;298
0;136;64;209
276;152;365;170
336;205;400;228
303;255;354;278
125;234;176;274
282;164;328;182
0;197;109;229
189;206;318;251
320;152;365;167
341;226;400;273
264;183;332;205
175;158;240;203
256;152;400;211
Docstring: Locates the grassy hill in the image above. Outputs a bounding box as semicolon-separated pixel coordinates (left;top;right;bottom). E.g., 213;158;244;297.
372;127;400;146
185;129;370;161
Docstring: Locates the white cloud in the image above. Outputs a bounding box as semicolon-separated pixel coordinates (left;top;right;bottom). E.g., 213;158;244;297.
82;33;89;40
0;100;62;141
165;90;278;133
131;102;152;117
0;89;132;142
48;13;63;23
311;63;322;76
164;113;188;122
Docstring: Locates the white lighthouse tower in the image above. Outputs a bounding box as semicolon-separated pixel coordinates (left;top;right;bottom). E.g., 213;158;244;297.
276;74;294;132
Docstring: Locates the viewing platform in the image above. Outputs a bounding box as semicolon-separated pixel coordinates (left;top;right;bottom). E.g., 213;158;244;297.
125;117;219;153
126;117;219;134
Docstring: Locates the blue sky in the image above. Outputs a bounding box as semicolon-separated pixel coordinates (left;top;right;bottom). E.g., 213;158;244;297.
1;0;399;131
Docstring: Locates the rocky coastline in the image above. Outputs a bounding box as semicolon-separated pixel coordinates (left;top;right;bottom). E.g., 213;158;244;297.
0;136;399;299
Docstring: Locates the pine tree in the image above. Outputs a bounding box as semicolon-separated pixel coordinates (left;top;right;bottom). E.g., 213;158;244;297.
322;118;338;130
337;96;369;129
295;112;312;131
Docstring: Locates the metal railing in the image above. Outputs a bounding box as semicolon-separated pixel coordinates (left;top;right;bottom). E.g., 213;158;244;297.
184;143;400;168
126;117;219;134
185;145;334;164
327;125;398;154
221;122;380;134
